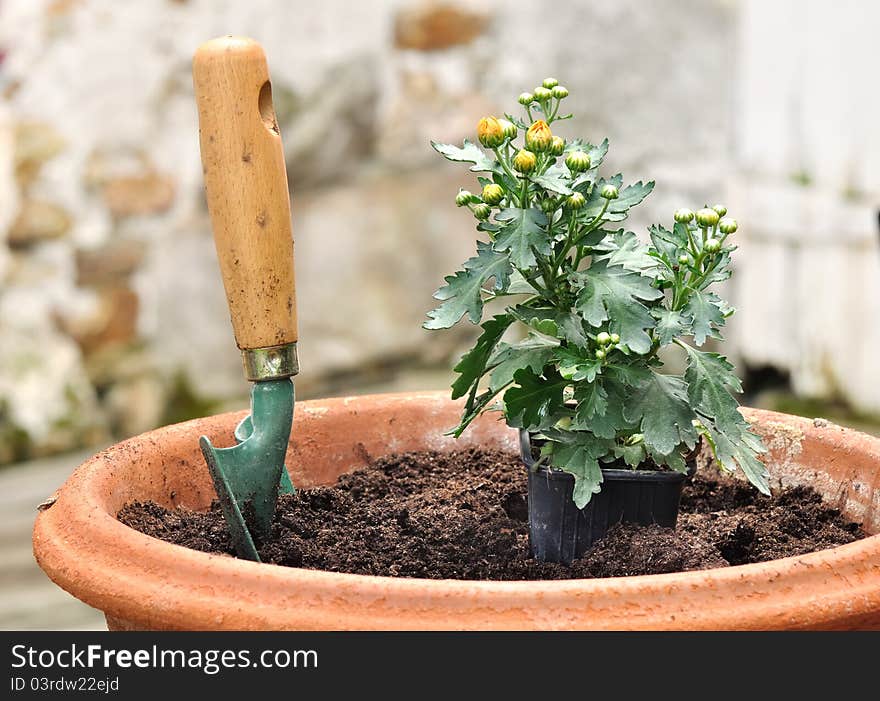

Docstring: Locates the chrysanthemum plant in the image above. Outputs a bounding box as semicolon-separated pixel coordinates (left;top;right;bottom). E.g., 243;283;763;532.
425;79;769;507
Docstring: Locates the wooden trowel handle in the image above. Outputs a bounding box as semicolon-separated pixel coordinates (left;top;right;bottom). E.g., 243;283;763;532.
193;36;297;351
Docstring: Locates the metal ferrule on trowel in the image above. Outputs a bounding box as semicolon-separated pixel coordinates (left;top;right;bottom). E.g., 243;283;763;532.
192;37;299;562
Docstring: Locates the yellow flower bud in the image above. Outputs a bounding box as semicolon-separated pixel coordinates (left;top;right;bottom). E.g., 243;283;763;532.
481;183;504;205
525;120;553;152
477;116;505;148
565;192;586;210
513;149;537;174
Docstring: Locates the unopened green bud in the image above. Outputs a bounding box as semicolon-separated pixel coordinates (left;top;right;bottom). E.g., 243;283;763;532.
596;331;611;345
540;197;558;213
551;85;569;99
549;135;565;156
513;149;537;173
696;207;720;227
533;86;552;101
704;237;721;253
595;348;606;360
719;217;738;234
472;203;492;221
628;433;644;445
565;150;591;173
455;190;473;207
498;118;517;141
610;333;620;344
518;92;535;106
481;183;504;205
565;192;586;210
542;77;559;89
712;204;728;217
674;208;694;224
601;184;619;200
678;254;690;265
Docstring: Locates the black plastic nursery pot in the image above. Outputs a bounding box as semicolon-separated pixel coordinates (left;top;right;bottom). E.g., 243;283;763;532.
520;430;692;563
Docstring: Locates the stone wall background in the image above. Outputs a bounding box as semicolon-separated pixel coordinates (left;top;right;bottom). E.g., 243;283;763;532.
0;0;877;463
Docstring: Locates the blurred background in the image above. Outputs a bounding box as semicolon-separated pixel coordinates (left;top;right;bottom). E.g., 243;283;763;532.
0;0;878;628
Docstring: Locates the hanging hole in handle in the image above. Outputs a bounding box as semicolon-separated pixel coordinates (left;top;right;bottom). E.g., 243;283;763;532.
258;80;279;134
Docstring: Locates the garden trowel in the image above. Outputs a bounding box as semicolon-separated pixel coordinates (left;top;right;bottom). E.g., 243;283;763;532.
192;36;299;562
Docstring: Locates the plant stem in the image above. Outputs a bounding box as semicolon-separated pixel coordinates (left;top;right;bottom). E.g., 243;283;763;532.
493;148;518;185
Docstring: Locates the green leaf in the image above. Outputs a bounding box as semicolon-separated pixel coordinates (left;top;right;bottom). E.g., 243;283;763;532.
565;137;609;163
505;269;538;294
547;432;609;508
605;362;653;388
573;261;663;353
450;314;513;399
684;290;725;345
577;377;635;438
700;419;770;495
614;441;647;467
424;242;511;330
488;337;555;393
532;172;573;196
448;387;502;438
574;380;607;419
586;138;610;168
577;176;654;223
682;344;743;417
648;223;688;264
680;343;767;492
554;346;602;382
503;368;567;430
577;174;622;220
493;208;550;269
608;180;654;216
508;306;559;338
646;447;688;473
555;311;589;345
594;230;659;275
623;371;697;455
654;309;689;346
512;306;589;346
431;139;501;174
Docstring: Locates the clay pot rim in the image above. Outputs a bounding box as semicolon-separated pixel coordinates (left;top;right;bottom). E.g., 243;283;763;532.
35;391;880;601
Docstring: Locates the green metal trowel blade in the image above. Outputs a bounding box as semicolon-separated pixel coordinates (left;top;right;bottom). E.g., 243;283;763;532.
200;378;294;561
233;413;294;494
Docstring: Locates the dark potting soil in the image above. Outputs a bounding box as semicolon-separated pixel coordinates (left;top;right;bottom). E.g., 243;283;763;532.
118;449;866;580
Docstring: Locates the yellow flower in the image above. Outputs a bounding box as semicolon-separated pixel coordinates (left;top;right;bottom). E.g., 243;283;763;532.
477;116;505;148
525;120;553;152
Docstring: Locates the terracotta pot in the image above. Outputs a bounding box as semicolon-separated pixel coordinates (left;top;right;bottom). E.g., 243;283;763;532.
33;391;880;630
